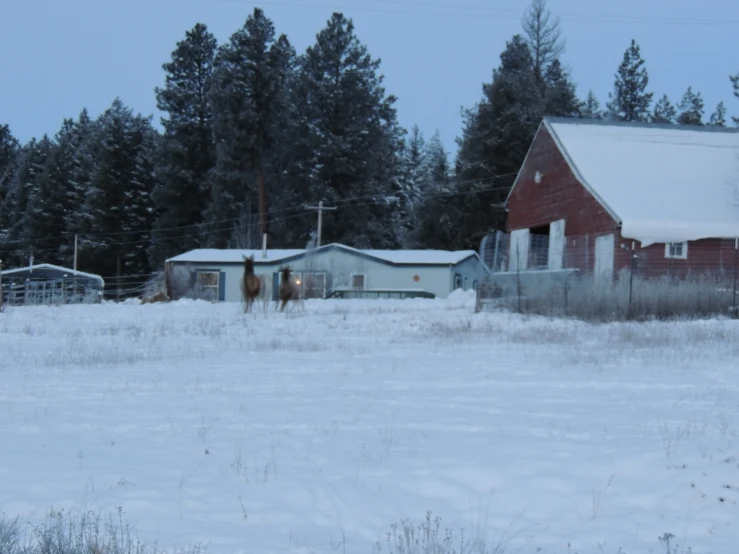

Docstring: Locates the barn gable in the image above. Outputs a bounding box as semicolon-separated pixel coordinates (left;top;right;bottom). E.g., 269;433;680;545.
512;117;739;247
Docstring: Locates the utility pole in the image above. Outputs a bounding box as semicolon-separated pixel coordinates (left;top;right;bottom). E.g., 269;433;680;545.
73;234;78;272
305;200;337;247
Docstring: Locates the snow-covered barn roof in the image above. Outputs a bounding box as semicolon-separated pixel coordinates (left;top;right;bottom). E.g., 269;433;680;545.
541;117;739;246
166;243;478;266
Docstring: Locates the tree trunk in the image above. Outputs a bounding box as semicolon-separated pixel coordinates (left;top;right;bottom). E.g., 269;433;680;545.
257;162;267;237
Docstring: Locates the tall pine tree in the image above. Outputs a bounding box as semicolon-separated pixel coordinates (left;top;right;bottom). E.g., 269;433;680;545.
3;136;54;265
0;124;19;248
417;132;457;249
288;12;404;248
454;34;542;249
676;86;704;125
78;98;156;280
206;8;295;246
150;23;218;266
393;124;426;247
606;39;653;122
651;94;677;124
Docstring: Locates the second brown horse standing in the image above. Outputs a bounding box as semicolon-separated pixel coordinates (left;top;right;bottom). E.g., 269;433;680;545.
240;255;261;313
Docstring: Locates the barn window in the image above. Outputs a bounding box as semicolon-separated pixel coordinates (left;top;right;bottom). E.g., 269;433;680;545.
665;242;688;260
351;274;365;289
454;273;462;289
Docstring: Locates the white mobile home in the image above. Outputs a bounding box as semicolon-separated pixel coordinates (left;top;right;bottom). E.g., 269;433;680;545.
165;243;480;302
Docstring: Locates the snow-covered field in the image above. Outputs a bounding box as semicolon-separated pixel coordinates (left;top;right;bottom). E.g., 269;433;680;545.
1;292;739;554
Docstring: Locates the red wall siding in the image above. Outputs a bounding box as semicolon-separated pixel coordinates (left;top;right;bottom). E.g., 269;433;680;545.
506;125;619;274
619;235;738;280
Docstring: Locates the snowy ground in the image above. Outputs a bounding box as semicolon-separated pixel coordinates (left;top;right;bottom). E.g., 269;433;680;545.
1;292;739;554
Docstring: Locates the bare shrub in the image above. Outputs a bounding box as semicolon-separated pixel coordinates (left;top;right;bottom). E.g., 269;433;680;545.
0;507;207;554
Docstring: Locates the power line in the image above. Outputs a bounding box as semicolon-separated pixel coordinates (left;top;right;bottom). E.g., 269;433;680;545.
0;171;520;254
218;0;739;27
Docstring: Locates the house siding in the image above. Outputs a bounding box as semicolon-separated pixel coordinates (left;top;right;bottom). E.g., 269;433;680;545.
170;248;480;302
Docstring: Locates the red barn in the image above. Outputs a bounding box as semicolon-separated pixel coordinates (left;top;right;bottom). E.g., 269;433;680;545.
504;117;739;282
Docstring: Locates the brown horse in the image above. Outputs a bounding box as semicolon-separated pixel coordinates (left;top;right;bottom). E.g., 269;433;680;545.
240;255;261;313
278;266;303;312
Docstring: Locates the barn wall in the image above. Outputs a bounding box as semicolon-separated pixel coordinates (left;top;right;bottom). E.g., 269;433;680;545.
506;125;619;236
506;125;620;275
616;235;738;279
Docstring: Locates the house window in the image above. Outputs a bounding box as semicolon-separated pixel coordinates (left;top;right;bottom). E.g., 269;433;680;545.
303;272;326;299
351;274;365;290
454;274;462;289
196;271;219;299
665;242;688;260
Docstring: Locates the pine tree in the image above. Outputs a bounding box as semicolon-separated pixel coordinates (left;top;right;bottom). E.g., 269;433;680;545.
206;8;296;246
606;39;653;122
393;124;426;247
2;136;53;265
80;98;156;280
417;133;457;249
709;101;727;127
150;23;218;266
651;94;677;124
543;59;580;117
676;86;704;125
0;124;19;248
288;12;404;248
521;0;565;86
454;34;542;249
579;90;603;119
731;73;739;125
64;109;99;264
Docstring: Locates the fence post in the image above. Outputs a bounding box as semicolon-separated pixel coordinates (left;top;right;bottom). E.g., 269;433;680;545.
516;243;522;314
733;238;738;320
627;241;636;320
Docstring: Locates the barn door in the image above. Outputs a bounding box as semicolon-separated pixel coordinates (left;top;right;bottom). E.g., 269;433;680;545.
509;229;530;271
594;234;615;287
548;219;565;270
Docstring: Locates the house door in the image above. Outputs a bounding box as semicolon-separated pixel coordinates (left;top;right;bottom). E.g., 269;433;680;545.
594;234;615;287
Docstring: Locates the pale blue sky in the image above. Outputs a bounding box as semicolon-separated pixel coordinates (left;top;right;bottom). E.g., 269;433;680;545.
2;0;739;156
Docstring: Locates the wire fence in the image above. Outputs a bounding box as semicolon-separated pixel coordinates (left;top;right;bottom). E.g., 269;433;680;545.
475;230;739;321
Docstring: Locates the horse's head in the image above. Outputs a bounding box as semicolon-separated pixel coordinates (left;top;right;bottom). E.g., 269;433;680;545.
280;265;291;282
